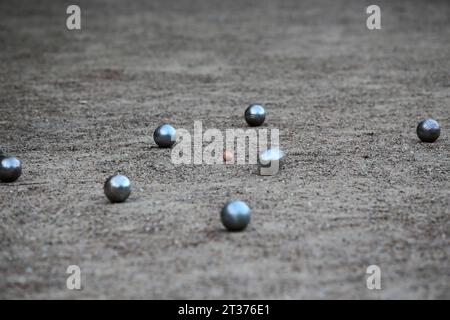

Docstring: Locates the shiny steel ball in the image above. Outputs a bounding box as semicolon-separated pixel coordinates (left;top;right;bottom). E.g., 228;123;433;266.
104;174;131;203
245;104;266;126
258;148;284;165
0;156;22;183
258;148;284;176
417;119;440;143
221;200;251;231
153;124;176;148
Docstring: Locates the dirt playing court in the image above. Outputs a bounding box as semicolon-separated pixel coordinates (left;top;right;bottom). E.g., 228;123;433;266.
0;0;449;299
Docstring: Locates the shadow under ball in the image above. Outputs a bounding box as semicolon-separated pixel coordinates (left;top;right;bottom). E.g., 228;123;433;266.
221;200;251;231
245;104;265;126
0;156;22;183
154;124;176;148
417;119;440;143
104;174;131;203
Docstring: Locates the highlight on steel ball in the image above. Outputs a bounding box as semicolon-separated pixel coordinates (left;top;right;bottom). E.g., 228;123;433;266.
0;155;22;183
417;118;440;143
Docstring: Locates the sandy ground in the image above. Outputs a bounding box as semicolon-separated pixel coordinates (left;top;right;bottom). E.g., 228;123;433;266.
0;0;449;299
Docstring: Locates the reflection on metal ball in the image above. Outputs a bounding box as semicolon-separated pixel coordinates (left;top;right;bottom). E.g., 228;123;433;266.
417;118;440;143
153;124;176;148
221;200;251;231
258;148;284;176
245;104;265;126
0;156;22;183
223;149;234;163
104;174;131;203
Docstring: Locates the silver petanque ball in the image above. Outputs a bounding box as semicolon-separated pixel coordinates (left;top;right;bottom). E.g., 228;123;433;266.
104;174;131;203
258;148;284;176
221;200;251;231
153;123;176;148
245;104;266;126
0;156;22;183
417;118;440;143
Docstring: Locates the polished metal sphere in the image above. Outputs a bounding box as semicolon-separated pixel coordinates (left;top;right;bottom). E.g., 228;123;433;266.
153;124;176;148
258;148;284;165
245;104;266;126
221;200;251;231
0;156;22;183
104;174;131;203
417;118;440;143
